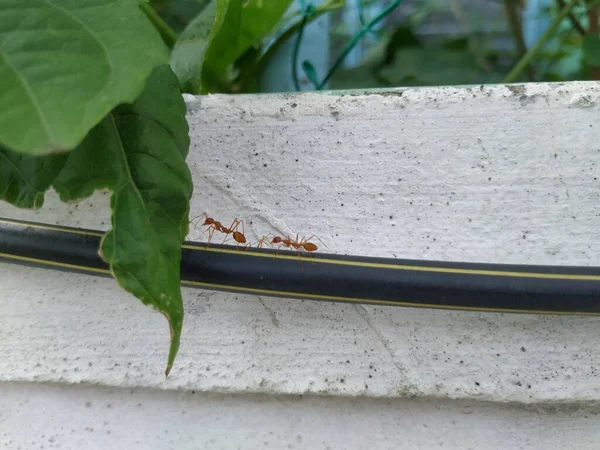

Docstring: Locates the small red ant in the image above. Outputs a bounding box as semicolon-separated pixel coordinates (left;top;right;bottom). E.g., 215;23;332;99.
192;214;248;247
258;233;329;258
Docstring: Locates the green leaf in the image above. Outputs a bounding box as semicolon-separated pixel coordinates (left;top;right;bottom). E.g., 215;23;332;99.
201;0;243;93
235;0;293;60
170;0;243;93
170;0;219;93
0;0;169;155
0;146;67;209
54;65;193;375
583;35;600;66
150;0;211;35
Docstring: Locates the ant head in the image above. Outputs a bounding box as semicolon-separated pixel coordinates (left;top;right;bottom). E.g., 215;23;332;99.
271;236;282;244
203;217;215;226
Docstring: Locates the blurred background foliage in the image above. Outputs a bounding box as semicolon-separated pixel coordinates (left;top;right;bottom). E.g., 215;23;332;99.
150;0;600;94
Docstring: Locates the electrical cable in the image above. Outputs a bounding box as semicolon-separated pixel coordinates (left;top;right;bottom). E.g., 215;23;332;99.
1;217;600;315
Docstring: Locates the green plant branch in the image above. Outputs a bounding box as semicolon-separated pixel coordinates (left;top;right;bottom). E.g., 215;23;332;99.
503;0;581;83
357;0;380;37
140;2;178;50
315;0;403;90
557;0;587;35
504;0;535;81
235;0;344;92
292;12;311;91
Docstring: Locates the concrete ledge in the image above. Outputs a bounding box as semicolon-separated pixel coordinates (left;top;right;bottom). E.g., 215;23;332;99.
2;82;600;405
2;382;600;449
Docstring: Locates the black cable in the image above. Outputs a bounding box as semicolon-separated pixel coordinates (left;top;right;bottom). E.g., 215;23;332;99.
1;217;600;315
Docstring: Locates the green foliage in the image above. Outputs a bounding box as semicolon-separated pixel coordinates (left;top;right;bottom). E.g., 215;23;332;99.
378;45;504;87
151;0;211;35
583;34;600;65
3;0;596;377
232;0;345;93
236;0;294;60
0;0;168;154
330;26;505;90
54;65;193;375
171;0;294;94
0;0;193;375
1;64;192;375
0;0;303;375
302;61;320;89
170;0;222;92
197;0;243;93
0;149;67;209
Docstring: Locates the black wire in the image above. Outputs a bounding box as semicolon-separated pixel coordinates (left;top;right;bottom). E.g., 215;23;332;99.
1;217;600;315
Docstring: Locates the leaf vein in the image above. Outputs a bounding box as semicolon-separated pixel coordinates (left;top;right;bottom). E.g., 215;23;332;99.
0;51;56;148
0;151;35;194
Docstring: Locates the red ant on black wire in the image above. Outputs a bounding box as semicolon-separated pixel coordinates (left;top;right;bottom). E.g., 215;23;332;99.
192;214;248;246
191;214;329;258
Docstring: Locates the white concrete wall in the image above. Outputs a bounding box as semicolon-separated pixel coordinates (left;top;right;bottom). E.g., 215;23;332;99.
2;382;600;450
2;82;600;448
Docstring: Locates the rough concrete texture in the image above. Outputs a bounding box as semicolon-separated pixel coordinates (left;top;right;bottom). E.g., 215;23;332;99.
1;82;600;406
2;382;600;450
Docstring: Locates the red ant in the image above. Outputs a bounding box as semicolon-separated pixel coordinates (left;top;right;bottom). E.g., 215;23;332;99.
192;214;248;247
258;233;329;258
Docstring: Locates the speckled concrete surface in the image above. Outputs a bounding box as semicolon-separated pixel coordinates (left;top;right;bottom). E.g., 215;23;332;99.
2;382;600;449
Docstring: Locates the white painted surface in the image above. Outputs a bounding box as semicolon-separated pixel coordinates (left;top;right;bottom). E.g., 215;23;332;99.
2;382;600;450
2;83;600;416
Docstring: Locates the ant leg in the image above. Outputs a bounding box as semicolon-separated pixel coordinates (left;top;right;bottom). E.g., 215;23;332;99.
189;213;206;232
239;241;253;250
222;218;241;245
274;243;287;257
257;235;273;249
295;246;306;271
205;224;217;247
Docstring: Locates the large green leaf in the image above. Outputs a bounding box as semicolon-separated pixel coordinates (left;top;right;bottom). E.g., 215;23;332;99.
53;65;193;375
0;147;67;208
0;0;169;155
170;0;243;93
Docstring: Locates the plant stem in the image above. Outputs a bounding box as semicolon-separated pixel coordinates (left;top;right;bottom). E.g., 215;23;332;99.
140;2;178;50
503;0;580;83
236;0;344;92
316;0;403;89
504;0;535;81
557;0;587;35
292;14;310;91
